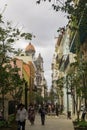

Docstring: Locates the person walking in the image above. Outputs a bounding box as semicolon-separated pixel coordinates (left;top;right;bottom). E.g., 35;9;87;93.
81;108;87;121
16;103;28;130
28;103;35;125
55;103;59;116
39;104;46;125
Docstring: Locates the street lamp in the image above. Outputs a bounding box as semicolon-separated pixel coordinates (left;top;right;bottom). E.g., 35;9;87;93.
25;81;28;109
22;78;29;109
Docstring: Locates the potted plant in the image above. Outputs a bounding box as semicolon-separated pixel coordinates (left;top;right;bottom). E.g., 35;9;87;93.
0;114;17;130
74;120;87;130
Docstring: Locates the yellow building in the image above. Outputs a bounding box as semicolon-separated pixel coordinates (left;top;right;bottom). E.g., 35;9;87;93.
22;61;35;108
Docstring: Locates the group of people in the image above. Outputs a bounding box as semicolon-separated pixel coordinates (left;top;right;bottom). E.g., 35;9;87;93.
16;103;46;130
44;103;60;116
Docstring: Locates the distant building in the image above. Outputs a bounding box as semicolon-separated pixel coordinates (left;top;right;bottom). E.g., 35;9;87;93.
15;42;47;103
51;28;75;114
34;53;47;98
51;0;87;116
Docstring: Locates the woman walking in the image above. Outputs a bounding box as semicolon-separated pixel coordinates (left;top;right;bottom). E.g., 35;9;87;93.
28;104;35;125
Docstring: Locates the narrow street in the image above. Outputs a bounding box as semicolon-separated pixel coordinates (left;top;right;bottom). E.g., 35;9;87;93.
0;1;86;130
25;114;74;130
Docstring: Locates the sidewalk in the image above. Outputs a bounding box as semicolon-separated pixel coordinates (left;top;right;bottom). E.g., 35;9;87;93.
25;114;74;130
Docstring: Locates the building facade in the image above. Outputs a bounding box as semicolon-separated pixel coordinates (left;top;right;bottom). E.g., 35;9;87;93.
15;42;47;105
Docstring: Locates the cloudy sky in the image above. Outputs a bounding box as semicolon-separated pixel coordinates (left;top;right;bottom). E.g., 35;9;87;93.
0;0;68;90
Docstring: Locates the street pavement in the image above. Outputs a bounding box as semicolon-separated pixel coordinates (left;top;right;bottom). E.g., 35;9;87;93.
25;114;74;130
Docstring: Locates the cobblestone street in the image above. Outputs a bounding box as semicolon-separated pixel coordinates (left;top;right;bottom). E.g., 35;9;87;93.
25;114;74;130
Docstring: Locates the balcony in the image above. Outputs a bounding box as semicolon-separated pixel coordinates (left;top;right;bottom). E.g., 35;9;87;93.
64;55;69;70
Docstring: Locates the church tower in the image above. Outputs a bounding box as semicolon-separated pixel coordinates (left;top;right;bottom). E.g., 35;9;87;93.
25;42;35;59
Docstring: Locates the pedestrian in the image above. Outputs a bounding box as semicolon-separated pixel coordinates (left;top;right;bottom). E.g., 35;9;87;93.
51;104;55;113
67;111;71;119
28;103;35;125
81;108;86;121
55;103;59;116
16;103;28;130
39;104;46;125
48;104;51;113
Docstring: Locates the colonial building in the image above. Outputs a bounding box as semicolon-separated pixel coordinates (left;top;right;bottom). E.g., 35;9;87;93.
51;0;87;116
51;27;76;114
34;53;47;98
15;42;47;105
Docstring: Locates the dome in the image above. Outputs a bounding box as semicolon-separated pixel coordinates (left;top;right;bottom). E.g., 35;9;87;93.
25;43;35;52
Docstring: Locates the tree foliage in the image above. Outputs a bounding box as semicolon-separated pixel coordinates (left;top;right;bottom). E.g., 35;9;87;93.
65;55;87;120
36;0;87;43
0;10;33;117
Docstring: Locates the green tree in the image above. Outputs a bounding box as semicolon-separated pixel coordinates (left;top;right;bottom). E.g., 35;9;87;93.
0;11;32;118
65;70;81;120
14;48;23;56
49;87;56;104
56;77;64;113
65;55;87;120
9;59;23;102
36;0;87;43
35;92;44;105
